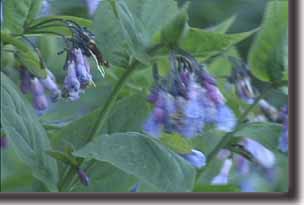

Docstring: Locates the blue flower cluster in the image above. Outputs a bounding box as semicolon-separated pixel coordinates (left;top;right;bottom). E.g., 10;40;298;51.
19;67;61;114
144;53;236;139
63;48;93;101
144;52;236;168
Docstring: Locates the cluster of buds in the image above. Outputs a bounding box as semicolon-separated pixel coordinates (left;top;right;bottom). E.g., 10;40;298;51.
144;51;236;139
19;67;61;114
17;19;109;112
62;48;93;101
228;58;256;104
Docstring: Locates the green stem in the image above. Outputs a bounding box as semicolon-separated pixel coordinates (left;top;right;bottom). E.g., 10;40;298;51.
195;87;271;182
59;62;138;192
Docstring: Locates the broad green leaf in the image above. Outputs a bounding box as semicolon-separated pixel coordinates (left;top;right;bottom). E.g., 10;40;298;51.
234;122;283;151
208;15;237;33
159;8;189;47
73;132;196;192
71;162;137;192
1;143;34;192
46;150;78;166
160;133;193;154
25;15;92;36
179;28;257;60
194;184;240;192
92;0;179;67
249;1;288;82
1;72;58;191
50;94;149;149
1;32;47;78
3;0;42;34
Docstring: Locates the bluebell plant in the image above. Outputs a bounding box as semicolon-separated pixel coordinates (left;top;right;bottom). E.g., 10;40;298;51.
144;50;237;168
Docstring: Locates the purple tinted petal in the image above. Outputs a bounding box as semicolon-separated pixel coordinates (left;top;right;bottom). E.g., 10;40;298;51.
241;138;275;168
19;69;31;94
180;149;206;168
143;113;162;138
77;169;90;186
0;136;8;149
39;70;61;102
215;104;236;132
86;0;102;16
33;94;48;111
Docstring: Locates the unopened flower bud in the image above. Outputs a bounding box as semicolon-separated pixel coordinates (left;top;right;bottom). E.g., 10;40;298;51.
77;168;90;186
19;69;32;94
0;136;8;149
240;138;276;168
64;60;81;100
30;78;48;111
180;149;206;168
211;159;233;185
73;48;92;87
40;70;61;102
130;183;140;192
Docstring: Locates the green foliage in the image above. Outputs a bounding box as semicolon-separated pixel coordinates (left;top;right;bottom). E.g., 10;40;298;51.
50;94;148;149
3;0;42;34
179;28;257;60
160;133;193;154
1;73;58;191
1;32;47;78
73;132;196;192
249;1;288;82
91;0;180;67
208;15;237;33
71;162;137;192
0;0;288;193
194;184;240;192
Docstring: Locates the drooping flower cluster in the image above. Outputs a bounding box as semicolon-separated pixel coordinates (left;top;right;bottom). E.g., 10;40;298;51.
144;51;236;168
144;52;237;139
18;19;108;112
63;48;93;101
278;105;288;152
19;67;61;114
228;58;256;104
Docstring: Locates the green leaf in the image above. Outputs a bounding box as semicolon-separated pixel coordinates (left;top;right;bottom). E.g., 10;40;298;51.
50;94;149;149
1;73;58;191
234;122;283;151
160;133;193;154
73;132;196;192
3;0;42;34
194;184;240;192
179;28;257;60
46;150;78;166
249;1;288;82
208;15;237;33
92;0;179;67
71;162;137;192
159;8;189;47
25;15;92;36
1;143;34;192
1;32;47;78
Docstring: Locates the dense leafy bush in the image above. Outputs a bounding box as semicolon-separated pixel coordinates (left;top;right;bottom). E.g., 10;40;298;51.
0;0;288;192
